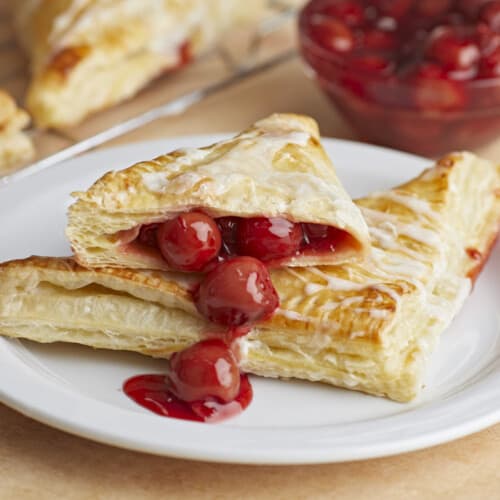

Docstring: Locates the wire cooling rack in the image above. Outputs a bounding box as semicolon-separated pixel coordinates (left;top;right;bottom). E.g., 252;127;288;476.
0;0;300;184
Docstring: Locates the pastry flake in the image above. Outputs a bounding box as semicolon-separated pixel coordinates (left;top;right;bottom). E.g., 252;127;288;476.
12;0;265;128
66;113;371;271
2;152;499;402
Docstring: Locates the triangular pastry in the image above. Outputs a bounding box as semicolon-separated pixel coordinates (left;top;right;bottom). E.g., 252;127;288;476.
11;0;264;128
1;152;498;402
66;114;371;271
0;90;34;173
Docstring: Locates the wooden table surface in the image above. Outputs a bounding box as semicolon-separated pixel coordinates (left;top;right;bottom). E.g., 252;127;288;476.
1;16;500;500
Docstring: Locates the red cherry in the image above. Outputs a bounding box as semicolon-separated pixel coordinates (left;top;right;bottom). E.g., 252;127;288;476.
416;0;453;18
426;27;480;70
413;63;466;111
138;223;159;247
441;11;467;27
476;22;500;54
167;339;240;403
216;216;240;256
480;1;500;31
458;0;491;18
237;217;303;262
479;46;500;76
194;257;279;327
157;212;221;271
362;28;398;51
349;54;394;74
310;15;355;52
317;0;366;27
374;0;414;19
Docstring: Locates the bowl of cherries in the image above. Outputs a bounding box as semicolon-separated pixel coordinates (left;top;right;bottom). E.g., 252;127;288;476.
299;0;500;156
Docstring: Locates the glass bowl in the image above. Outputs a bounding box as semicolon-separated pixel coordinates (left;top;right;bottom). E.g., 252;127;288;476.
298;0;500;157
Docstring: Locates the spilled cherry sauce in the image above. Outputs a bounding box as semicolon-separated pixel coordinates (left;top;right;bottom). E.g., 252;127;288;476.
123;373;253;423
123;338;256;423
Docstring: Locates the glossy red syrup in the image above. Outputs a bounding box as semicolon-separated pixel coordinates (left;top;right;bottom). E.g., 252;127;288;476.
123;373;252;423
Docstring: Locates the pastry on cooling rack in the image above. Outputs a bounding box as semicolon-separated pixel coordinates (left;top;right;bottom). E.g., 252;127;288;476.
11;0;265;128
1;152;498;402
0;90;34;172
66;113;371;271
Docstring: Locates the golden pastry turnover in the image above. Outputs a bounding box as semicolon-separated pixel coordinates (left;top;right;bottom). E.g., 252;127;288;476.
11;0;264;128
66;114;371;272
1;152;498;402
0;90;34;173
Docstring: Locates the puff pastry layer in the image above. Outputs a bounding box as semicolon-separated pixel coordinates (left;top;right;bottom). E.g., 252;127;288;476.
1;152;498;402
66;114;370;270
0;90;34;172
12;0;264;128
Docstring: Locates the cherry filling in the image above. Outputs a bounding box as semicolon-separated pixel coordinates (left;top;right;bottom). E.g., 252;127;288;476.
123;340;253;423
167;339;241;403
156;212;221;272
131;213;353;270
237;217;304;261
122;213;352;422
194;257;279;327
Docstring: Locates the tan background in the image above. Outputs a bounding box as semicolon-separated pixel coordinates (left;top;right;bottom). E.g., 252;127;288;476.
1;4;500;497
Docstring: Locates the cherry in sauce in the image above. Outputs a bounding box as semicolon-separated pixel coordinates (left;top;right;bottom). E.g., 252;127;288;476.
134;214;349;271
237;217;304;262
168;339;241;403
194;256;279;327
300;0;500;155
124;339;253;423
156;212;221;272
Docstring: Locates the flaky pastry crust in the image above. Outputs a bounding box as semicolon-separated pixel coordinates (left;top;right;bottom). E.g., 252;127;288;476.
66;114;371;270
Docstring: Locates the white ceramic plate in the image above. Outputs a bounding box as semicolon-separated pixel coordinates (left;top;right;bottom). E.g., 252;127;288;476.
0;137;499;465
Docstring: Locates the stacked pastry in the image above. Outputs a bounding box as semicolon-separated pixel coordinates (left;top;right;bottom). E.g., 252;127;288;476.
0;90;34;173
11;0;265;128
0;114;499;404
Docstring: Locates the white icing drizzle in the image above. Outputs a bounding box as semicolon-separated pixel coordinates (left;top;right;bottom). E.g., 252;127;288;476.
370;284;402;306
308;268;371;292
362;206;441;249
373;191;438;219
368;309;391;319
277;308;312;322
397;223;441;247
284;268;310;285
304;283;324;296
140;130;315;198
